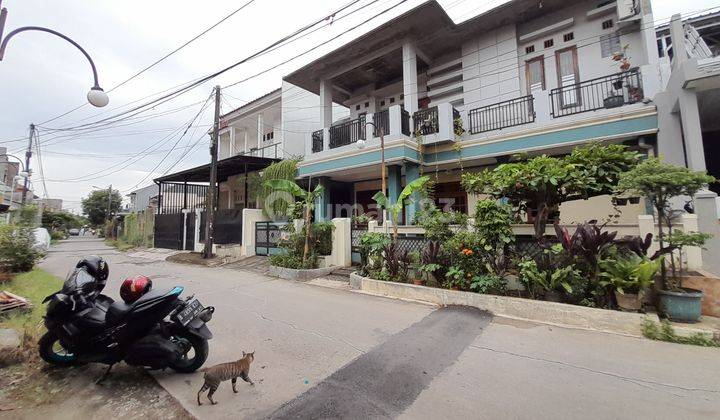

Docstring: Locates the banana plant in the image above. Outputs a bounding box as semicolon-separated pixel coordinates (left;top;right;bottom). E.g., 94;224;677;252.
264;179;325;265
372;176;430;241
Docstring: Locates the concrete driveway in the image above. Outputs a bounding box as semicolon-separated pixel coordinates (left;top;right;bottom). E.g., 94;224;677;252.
40;238;720;419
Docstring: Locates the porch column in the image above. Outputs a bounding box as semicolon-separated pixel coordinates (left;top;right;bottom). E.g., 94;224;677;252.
387;165;403;224
314;177;330;222
402;41;419;115
320;79;333;151
678;90;707;171
229;127;236;156
404;162;421;224
695;190;720;275
669;14;687;65
243;131;248;155
257;113;264;147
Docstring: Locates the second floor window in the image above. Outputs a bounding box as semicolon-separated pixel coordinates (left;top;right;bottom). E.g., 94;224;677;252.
600;32;621;58
526;56;546;93
264;131;274;142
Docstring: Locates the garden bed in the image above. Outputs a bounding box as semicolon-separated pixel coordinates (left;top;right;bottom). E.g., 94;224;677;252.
350;273;647;337
269;265;338;281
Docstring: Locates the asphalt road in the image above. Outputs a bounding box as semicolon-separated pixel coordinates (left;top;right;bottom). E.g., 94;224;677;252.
40;238;720;420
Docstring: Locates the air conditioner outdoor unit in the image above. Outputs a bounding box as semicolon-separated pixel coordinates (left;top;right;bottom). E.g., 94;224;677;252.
617;0;639;22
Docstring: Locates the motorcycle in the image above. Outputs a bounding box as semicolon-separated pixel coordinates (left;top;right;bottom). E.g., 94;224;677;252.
39;257;214;375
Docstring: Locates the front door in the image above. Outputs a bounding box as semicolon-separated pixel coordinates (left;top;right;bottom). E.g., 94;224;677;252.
555;46;579;108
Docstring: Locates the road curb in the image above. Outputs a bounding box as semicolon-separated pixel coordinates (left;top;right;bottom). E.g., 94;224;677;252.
350;273;646;337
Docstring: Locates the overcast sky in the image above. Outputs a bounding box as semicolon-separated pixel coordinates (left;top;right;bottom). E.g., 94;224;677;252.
0;0;715;213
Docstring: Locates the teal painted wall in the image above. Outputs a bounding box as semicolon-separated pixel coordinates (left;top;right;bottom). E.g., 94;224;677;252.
298;115;658;176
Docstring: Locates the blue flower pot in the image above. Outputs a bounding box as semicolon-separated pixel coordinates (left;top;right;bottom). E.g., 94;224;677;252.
658;288;703;323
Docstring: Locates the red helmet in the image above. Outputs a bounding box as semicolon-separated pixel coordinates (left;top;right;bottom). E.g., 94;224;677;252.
120;275;152;304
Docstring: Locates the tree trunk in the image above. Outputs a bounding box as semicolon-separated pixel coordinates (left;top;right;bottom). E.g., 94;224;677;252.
303;206;311;265
533;203;549;242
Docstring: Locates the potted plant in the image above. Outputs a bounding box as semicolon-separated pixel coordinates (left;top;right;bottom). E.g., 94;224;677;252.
517;258;578;302
617;158;716;322
605;45;631;109
600;255;661;311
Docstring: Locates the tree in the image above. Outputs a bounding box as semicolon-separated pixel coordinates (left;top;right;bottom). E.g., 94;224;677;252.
617;158;715;289
461;143;641;240
42;211;86;232
82;189;123;226
264;179;324;266
373;176;430;241
258;159;299;219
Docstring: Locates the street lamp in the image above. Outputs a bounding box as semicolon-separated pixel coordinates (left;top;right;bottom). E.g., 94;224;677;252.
0;0;109;107
357;122;388;228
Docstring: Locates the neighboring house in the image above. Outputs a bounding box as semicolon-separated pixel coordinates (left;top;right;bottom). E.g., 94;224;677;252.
128;184;159;213
0;147;21;213
41;198;63;213
285;0;661;223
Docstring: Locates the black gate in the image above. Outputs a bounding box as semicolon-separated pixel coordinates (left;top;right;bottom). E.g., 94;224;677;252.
154;213;184;250
214;209;243;244
255;221;286;256
185;212;196;250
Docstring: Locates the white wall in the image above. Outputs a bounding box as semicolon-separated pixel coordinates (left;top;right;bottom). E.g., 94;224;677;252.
462;23;521;111
516;0;648;97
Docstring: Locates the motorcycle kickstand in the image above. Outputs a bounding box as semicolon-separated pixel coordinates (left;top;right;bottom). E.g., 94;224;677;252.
96;364;114;385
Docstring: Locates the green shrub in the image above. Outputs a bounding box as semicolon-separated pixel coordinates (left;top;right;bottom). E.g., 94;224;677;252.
642;318;719;347
0;224;40;273
311;222;334;256
50;231;66;241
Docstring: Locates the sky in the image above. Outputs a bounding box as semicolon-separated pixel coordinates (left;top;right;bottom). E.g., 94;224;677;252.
0;0;716;214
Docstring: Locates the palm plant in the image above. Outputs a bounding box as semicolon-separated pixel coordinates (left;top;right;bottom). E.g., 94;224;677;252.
264;179;325;266
372;175;430;241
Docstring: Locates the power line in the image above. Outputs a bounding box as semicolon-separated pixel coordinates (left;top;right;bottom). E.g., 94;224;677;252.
38;0;257;126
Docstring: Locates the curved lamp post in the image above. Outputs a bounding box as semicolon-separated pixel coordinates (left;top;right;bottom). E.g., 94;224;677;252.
0;1;109;107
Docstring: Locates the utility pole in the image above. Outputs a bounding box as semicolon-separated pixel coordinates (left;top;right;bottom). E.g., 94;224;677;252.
106;184;112;220
203;85;221;259
20;123;33;204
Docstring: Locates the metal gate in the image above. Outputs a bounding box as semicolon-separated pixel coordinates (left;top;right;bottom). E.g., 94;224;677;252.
214;209;243;244
255;221;286;256
351;222;367;264
185;212;196;251
154;214;184;250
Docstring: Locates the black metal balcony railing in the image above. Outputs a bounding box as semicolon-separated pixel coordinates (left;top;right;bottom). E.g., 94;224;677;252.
372;109;389;137
550;68;643;118
329;115;366;149
468;95;536;134
401;109;410;136
414;106;439;136
312;129;323;153
241;142;280;159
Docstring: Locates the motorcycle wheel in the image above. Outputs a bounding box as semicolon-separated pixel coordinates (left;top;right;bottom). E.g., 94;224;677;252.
169;331;208;373
39;331;78;366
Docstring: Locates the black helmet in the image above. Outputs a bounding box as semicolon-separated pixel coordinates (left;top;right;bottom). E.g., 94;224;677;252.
76;256;109;284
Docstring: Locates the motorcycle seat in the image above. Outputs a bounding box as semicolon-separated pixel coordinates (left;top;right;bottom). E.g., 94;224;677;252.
105;288;176;325
75;306;109;331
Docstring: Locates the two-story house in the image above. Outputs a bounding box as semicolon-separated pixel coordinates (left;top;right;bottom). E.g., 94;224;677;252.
284;0;662;224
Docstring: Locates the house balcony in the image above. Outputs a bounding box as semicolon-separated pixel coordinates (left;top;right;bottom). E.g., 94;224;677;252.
238;142;281;159
467;69;646;135
307;103;459;157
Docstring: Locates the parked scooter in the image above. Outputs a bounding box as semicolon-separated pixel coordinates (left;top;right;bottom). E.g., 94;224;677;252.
39;256;214;378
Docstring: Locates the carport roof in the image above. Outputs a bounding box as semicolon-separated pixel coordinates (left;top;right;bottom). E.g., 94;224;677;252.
154;154;279;183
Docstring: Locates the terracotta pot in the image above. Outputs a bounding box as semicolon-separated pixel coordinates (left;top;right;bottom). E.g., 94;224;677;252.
614;291;642;311
412;279;425;286
450;286;459;291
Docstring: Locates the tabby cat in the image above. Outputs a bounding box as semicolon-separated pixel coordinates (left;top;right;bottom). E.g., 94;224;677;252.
197;351;255;405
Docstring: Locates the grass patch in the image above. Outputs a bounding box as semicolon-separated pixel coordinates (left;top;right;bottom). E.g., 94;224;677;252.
642;317;720;347
105;238;136;252
0;268;62;331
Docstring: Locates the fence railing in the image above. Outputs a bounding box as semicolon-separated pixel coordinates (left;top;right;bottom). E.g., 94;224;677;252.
255;221;288;256
312;129;323;153
243;142;280;159
372;109;389;137
157;182;208;215
413;106;439;135
329;115;366;149
550;68;643;118
468;95;536;134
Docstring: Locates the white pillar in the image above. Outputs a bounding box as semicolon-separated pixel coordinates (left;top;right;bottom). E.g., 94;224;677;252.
681;213;702;271
330;218;352;267
257;113;264;148
694;190;720;275
243;131;248;155
402;41;419;115
669;14;686;66
229;127;236;156
678;90;707;171
319;79;333;128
